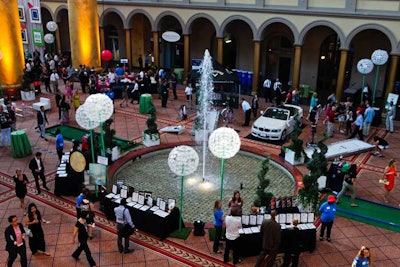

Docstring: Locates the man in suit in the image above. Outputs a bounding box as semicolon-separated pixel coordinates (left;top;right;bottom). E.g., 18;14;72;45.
4;215;28;267
29;152;49;195
37;105;49;141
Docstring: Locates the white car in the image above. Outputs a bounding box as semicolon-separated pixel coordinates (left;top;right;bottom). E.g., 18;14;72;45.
251;104;303;141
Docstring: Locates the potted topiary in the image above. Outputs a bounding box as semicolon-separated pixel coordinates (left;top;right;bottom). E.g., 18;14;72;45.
253;158;274;210
142;103;160;147
102;118;120;162
284;122;307;165
20;72;35;101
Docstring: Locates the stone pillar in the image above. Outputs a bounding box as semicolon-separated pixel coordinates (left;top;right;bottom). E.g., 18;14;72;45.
385;54;399;99
252;40;260;95
184;34;190;83
55;24;61;53
336;49;348;101
152;31;159;67
0;0;25;96
99;27;105;52
292;45;302;90
68;0;101;68
125;29;132;67
217;37;223;64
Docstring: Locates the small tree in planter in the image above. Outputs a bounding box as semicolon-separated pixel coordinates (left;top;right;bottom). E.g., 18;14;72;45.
20;72;35;101
253;158;273;209
143;103;160;147
284;122;307;165
102;118;120;162
298;135;328;212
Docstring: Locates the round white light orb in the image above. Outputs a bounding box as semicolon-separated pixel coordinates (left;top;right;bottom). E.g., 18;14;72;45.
46;21;58;32
75;104;100;130
44;33;55;44
208;127;241;159
357;59;374;74
168;146;199;176
85;93;114;123
371;49;389;66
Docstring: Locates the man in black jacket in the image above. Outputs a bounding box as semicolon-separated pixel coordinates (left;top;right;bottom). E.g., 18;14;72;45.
282;219;302;267
37;106;49;140
29;152;49;195
4;215;28;267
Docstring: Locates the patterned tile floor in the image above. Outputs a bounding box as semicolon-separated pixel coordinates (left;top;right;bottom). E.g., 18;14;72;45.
0;81;400;266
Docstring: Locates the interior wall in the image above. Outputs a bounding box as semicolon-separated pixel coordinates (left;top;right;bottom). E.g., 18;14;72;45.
190;19;215;60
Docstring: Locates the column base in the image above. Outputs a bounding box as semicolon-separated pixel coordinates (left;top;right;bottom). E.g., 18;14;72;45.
1;84;22;100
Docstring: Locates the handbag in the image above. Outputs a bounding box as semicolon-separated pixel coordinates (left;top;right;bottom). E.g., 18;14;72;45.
24;227;33;237
122;208;134;236
379;178;389;185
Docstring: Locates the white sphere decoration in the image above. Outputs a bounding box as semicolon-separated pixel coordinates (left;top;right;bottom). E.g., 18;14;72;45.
85;93;114;123
371;49;389;66
75;104;100;130
44;33;55;44
46;21;58;32
208;127;241;159
168;146;199;176
357;59;374;74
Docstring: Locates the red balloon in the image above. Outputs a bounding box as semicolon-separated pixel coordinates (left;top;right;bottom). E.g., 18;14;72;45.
101;50;113;62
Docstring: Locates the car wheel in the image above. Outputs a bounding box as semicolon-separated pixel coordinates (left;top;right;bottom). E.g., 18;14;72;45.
281;130;287;141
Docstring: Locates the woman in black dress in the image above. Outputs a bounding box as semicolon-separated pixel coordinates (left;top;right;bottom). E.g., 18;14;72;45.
13;169;29;212
24;203;50;256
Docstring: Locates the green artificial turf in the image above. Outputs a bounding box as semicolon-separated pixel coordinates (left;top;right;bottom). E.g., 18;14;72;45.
169;227;192;240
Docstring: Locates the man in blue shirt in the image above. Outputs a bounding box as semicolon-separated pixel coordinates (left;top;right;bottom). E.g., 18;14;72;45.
348;109;364;141
363;103;375;136
114;198;135;253
55;129;64;163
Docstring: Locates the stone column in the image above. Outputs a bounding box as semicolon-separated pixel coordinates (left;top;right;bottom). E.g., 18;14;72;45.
152;31;159;67
336;49;348;101
55;24;61;52
0;0;25;96
292;45;302;90
68;0;100;68
252;40;260;95
184;34;190;83
217;37;223;64
385;54;399;99
125;28;132;66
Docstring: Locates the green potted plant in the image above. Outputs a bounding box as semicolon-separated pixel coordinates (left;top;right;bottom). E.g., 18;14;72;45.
102;118;121;162
142;103;160;147
284;122;307;165
20;72;35;101
253;158;274;209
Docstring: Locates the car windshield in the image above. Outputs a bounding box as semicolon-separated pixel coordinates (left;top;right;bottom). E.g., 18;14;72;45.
262;108;289;120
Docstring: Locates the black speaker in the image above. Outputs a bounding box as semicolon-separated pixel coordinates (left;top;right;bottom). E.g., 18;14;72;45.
193;220;205;236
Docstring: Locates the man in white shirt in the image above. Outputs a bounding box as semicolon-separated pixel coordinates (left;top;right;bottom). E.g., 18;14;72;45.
50;70;59;93
223;208;242;265
263;77;272;103
241;98;251;126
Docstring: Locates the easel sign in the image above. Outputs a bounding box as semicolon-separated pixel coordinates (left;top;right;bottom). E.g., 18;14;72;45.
97;155;108;166
385;93;398;109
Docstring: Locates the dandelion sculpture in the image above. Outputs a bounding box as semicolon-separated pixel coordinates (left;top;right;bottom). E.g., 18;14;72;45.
371;49;389;106
168;146;199;232
357;59;374;104
208;127;241;200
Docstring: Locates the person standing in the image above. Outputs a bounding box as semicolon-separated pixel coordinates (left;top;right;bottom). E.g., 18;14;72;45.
29;152;49;195
0;105;12;147
255;210;281;267
319;195;337;242
227;191;243;216
306;92;318;121
50;69;59;93
213;200;224;254
138;54;143;69
76;188;90;219
55;129;64;163
251;94;259;118
114;198;135;253
55;92;62;120
382;159;397;203
282;219;302;267
363;102;375;136
5;215;28;267
130;80;140;104
241;98;251;126
263;77;272;103
73;89;81;111
24;203;51;256
185;83;193;103
170;72;178;100
13;169;29;212
72;214;98;267
37;106;49;141
59;95;70;124
386;101;396;133
345;105;354;135
336;164;358;207
7;105;17;132
160;79;169;108
324;105;336;138
348;109;364;141
352;246;371;267
223;208;242;265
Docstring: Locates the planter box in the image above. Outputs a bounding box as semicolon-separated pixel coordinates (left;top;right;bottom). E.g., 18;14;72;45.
142;132;160;147
284;148;305;165
111;146;121;161
20;91;35;101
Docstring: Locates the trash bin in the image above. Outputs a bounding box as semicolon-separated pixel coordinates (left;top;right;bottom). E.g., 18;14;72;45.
193;220;205;236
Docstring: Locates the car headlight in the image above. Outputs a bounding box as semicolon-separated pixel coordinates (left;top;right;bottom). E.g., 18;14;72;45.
271;129;282;133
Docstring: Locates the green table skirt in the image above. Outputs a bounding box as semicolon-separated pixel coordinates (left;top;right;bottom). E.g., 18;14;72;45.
11;130;32;158
139;94;154;114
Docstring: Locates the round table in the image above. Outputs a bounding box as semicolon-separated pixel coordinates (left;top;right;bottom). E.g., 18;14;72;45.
139;94;154;114
10;130;32;158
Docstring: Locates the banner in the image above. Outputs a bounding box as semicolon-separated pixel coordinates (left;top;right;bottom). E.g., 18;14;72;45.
32;29;43;46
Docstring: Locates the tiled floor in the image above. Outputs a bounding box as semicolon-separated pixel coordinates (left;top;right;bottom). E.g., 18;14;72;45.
0;82;400;266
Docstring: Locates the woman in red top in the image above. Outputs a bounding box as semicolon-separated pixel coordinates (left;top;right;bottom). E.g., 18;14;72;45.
383;159;397;203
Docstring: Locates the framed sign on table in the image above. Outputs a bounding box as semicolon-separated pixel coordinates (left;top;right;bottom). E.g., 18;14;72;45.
30;7;41;24
18;6;26;22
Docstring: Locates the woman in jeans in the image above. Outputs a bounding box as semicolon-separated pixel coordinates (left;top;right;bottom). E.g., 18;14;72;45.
213;200;224;254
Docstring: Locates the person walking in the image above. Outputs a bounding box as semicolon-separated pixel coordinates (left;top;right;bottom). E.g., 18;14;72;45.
319;195;337;242
170;72;178;100
386;101;396;133
55;129;64;163
363;102;375;136
129;80;140;104
263;77;272;103
36;106;49;141
251;94;259;118
24;203;51;256
282;219;302;267
241;98;251;126
5;215;28;267
13;169;29;212
80;198;95;239
255;210;281;267
50;69;59;93
73;89;81;111
72;214;98;267
382;159;397;203
29;152;49;195
223;208;242;265
114;198;135;253
348;109;364;141
306;92;318;121
352;246;371;267
213;200;224;254
76;188;90;219
336;163;358;207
